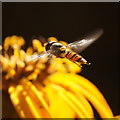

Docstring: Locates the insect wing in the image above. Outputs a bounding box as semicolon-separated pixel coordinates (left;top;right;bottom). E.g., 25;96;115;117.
66;29;103;53
26;50;52;62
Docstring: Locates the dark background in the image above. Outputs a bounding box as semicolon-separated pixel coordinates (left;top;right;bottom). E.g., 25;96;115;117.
2;2;119;117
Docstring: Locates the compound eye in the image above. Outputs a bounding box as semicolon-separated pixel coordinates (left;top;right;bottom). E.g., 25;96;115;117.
45;41;56;51
53;43;63;48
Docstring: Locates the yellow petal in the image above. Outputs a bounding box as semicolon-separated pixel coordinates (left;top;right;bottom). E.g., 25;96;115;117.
44;72;114;118
49;83;93;118
42;83;77;118
9;80;52;118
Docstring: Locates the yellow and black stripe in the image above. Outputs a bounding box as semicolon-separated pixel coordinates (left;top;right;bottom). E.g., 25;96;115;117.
65;51;83;63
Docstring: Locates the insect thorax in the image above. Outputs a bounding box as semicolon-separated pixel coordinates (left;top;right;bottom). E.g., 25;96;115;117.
50;42;66;57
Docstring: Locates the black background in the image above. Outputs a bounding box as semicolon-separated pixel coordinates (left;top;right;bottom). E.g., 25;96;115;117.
2;2;119;117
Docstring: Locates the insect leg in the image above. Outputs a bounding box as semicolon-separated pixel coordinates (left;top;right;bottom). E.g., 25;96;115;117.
73;61;82;68
47;54;53;60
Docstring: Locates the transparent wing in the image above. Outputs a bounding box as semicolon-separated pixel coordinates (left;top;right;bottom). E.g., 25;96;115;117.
66;28;103;53
26;50;52;62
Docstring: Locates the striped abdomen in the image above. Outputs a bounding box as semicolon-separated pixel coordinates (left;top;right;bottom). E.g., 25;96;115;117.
64;50;87;64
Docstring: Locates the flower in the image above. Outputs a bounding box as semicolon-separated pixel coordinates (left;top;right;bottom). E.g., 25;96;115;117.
1;35;119;119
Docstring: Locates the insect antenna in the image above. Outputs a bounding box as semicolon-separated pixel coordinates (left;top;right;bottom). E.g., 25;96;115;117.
73;62;82;68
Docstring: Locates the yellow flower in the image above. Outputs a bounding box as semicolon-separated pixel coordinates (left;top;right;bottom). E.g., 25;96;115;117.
1;36;119;119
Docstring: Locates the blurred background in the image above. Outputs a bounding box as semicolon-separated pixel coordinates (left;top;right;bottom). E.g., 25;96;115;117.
2;2;119;117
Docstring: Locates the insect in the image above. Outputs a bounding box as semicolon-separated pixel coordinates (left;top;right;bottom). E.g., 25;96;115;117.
28;29;103;67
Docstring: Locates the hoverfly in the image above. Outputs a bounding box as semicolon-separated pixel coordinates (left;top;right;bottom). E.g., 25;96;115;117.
27;29;103;67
